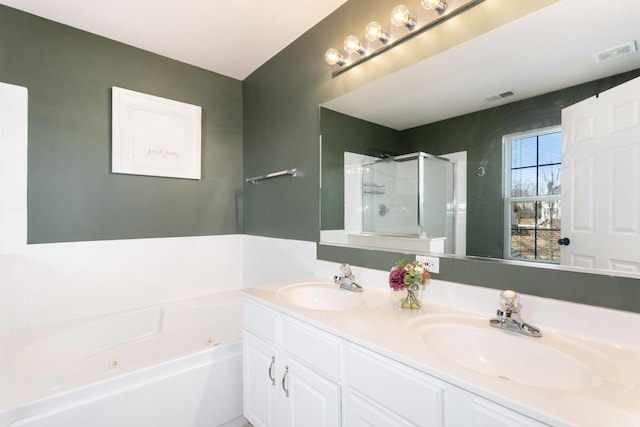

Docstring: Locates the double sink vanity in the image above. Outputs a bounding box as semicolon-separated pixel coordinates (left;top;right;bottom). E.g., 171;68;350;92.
242;275;640;426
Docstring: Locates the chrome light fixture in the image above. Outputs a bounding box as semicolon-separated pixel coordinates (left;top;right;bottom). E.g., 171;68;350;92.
422;0;448;14
324;48;345;66
365;22;390;44
391;5;416;29
343;35;366;55
324;0;484;76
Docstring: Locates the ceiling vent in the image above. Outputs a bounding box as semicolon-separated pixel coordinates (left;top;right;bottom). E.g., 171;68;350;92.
485;90;516;102
593;40;637;63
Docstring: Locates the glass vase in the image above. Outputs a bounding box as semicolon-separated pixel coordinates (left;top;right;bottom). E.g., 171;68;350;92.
398;284;422;309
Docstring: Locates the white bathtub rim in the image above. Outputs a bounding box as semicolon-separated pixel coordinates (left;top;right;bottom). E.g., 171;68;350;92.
0;290;243;412
1;290;242;363
0;339;242;426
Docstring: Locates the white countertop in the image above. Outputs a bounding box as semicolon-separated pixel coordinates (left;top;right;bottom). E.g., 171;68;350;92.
242;276;640;427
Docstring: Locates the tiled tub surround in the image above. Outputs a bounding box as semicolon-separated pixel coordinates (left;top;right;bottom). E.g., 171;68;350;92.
243;265;640;426
0;236;316;356
0;82;28;256
0;292;245;427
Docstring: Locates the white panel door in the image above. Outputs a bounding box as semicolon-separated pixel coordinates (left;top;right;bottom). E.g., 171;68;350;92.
561;76;640;272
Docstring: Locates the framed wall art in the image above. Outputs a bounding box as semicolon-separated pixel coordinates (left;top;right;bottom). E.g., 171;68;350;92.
111;87;202;179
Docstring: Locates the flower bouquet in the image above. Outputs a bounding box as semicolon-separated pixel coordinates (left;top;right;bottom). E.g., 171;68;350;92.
389;260;430;309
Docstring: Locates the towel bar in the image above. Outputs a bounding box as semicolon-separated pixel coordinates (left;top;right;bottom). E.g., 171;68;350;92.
245;168;299;184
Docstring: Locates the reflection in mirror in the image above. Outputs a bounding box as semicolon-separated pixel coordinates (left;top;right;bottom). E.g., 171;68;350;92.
319;0;640;277
337;151;464;255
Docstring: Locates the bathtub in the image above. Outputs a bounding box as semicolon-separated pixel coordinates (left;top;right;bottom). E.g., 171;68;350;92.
0;292;245;427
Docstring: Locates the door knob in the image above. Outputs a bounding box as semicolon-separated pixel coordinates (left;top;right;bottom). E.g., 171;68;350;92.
557;237;570;246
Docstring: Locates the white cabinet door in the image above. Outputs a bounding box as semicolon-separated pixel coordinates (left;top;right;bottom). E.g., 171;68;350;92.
243;331;279;427
280;355;341;427
243;300;343;427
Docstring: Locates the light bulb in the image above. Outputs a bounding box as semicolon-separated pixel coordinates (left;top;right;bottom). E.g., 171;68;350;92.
391;5;415;29
324;48;345;66
365;21;390;43
421;0;447;14
343;35;365;55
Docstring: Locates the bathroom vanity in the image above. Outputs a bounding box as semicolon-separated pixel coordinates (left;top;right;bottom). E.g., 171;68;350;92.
242;279;640;427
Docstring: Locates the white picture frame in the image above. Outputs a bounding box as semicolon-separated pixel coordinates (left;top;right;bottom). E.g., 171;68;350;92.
111;87;202;180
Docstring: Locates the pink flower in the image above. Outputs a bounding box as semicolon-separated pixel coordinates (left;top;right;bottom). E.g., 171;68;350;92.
389;268;407;291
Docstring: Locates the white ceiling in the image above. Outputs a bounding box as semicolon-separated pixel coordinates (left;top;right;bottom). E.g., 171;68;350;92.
0;0;349;80
323;0;640;129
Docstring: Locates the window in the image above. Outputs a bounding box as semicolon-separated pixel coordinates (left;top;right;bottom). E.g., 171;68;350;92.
503;127;561;263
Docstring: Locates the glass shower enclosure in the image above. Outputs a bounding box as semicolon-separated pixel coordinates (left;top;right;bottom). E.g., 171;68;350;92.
360;152;456;253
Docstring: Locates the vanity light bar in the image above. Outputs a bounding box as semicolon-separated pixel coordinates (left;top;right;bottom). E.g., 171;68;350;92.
324;0;485;77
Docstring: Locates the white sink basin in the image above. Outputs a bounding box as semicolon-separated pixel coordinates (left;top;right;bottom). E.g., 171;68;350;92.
407;315;631;391
277;282;364;311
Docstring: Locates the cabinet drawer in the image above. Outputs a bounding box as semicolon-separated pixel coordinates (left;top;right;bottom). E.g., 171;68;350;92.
469;397;548;427
282;318;343;381
243;300;279;344
347;389;415;427
446;385;549;427
347;344;445;426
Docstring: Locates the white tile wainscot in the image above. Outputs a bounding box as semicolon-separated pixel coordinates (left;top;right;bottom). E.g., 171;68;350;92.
242;275;640;427
0;82;28;255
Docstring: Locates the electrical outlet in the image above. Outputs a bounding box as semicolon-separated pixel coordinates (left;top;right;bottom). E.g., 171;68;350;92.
416;255;439;274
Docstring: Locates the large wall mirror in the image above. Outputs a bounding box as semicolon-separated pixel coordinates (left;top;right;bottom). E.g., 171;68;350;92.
320;0;640;278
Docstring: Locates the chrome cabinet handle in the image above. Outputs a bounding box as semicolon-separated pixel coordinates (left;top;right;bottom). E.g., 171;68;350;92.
282;366;289;397
268;356;275;386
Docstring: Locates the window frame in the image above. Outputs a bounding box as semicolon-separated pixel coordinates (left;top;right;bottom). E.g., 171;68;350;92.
502;125;562;263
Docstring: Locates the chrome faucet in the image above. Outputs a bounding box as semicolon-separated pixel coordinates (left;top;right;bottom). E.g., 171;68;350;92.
489;290;542;337
333;263;363;292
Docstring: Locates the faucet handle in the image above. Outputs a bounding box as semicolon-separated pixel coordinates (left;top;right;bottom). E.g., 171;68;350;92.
499;290;520;313
339;263;354;279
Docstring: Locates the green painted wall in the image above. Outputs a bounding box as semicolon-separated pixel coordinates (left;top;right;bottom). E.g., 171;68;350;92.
0;5;243;243
243;0;640;312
